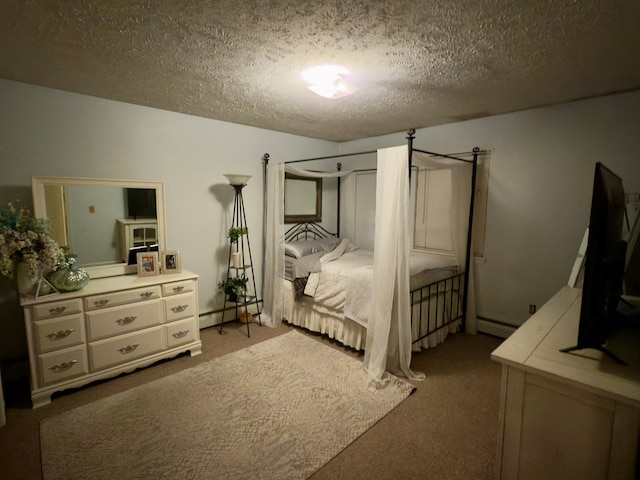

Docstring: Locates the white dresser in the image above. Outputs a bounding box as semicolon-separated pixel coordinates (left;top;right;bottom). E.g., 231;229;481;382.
0;368;5;426
21;270;202;408
491;287;640;480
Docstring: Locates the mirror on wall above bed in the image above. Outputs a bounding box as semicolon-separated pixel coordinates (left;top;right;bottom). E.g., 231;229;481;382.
32;176;166;279
284;173;322;224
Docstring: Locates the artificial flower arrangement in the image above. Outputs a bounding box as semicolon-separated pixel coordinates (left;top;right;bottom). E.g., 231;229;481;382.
0;202;66;279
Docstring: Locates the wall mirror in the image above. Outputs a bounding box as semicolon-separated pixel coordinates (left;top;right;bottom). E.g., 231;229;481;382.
284;173;322;223
32;176;166;279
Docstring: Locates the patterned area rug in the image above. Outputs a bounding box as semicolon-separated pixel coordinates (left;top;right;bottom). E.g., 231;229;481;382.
40;330;415;480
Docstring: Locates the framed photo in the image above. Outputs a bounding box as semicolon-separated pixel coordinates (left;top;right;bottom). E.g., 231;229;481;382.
137;251;160;277
162;250;182;274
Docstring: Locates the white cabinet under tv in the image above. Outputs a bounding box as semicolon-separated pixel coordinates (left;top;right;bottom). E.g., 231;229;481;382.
491;286;640;480
117;218;158;262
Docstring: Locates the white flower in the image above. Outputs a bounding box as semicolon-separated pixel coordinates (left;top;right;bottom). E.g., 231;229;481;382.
0;202;65;278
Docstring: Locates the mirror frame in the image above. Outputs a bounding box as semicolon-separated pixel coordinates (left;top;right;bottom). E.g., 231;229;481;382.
32;176;167;279
284;173;322;224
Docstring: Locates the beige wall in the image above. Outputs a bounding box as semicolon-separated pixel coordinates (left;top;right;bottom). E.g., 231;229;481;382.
2;78;640;350
0;79;338;358
340;90;640;328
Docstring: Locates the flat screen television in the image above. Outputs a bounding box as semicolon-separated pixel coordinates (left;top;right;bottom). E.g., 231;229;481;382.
126;188;157;219
560;162;628;364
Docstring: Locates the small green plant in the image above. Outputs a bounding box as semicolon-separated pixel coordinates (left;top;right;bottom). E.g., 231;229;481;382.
218;275;248;300
227;226;248;243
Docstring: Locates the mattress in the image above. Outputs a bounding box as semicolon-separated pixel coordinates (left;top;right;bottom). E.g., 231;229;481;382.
286;248;458;327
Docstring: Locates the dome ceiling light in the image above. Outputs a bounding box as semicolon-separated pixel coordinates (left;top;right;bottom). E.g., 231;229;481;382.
301;64;359;99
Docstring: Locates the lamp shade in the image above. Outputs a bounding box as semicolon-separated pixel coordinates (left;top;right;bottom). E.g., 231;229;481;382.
224;174;252;185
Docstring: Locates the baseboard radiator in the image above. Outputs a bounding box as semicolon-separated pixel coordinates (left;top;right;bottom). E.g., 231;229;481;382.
477;317;517;339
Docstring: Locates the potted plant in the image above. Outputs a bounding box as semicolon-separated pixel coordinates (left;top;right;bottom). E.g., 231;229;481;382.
227;226;248;244
217;274;248;302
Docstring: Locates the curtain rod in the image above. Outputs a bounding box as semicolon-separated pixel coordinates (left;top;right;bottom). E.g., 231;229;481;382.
276;146;488;166
283;149;378;165
412;147;481;164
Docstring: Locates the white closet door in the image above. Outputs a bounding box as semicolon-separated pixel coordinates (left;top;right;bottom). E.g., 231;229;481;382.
354;172;376;250
413;168;453;252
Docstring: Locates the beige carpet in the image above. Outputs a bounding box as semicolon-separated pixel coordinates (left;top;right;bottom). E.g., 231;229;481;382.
40;330;415;480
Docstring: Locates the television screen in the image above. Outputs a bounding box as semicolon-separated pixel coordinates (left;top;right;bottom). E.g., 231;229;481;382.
126;188;157;219
561;162;627;364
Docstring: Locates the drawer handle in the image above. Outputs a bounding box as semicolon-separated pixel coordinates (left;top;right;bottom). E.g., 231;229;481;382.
48;306;67;315
140;291;154;298
172;286;185;293
172;330;189;339
46;329;75;340
94;299;109;307
116;315;138;325
170;305;189;314
49;360;78;372
118;344;140;354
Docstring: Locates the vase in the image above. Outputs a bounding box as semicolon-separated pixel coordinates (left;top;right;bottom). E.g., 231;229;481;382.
49;266;90;292
16;262;40;295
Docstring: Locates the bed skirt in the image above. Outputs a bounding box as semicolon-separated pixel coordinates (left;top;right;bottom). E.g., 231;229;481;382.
411;321;460;351
283;280;366;349
282;280;459;352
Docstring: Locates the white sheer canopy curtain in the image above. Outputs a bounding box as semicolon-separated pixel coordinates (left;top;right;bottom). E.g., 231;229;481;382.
262;162;285;327
262;162;352;328
364;146;425;390
412;152;478;334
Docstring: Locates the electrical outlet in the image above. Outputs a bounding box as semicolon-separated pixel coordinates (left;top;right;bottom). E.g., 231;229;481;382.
529;304;537;315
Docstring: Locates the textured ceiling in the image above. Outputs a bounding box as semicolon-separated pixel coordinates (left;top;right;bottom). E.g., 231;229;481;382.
1;1;640;142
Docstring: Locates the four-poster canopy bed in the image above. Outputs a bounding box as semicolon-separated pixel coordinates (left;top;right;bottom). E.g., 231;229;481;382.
261;130;480;386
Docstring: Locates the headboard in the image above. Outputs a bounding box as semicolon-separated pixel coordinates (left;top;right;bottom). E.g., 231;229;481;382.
284;222;336;242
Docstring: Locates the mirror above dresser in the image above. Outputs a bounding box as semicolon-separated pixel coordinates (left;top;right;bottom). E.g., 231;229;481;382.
22;178;201;408
32;176;167;279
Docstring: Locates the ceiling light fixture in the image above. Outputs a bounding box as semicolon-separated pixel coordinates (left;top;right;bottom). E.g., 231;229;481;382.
301;64;358;99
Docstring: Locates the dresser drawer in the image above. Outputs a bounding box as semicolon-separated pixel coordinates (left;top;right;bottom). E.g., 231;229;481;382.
86;300;162;341
164;292;196;323
89;326;164;371
34;314;85;354
84;285;162;311
38;345;88;386
162;280;196;297
32;298;83;320
166;317;198;349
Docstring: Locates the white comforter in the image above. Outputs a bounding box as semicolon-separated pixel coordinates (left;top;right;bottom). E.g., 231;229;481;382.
303;240;457;327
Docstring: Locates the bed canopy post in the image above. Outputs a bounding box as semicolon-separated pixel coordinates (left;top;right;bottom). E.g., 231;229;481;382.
461;147;480;330
406;129;415;182
262;153;270;278
336;162;342;237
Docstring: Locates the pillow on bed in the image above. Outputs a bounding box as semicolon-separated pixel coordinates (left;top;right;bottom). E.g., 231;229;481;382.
284;237;340;258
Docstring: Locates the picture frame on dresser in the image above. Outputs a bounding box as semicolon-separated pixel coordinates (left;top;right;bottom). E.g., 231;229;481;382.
162;251;182;274
137;252;159;276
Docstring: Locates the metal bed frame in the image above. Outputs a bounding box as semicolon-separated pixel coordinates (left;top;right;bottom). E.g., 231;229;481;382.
263;130;480;345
